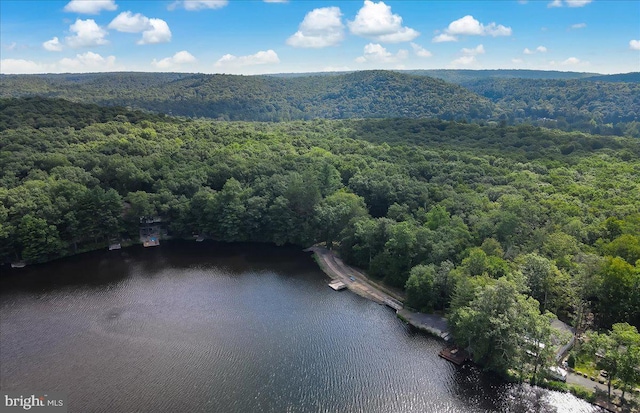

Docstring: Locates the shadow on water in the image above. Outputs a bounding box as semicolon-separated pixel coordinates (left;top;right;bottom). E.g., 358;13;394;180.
0;249;132;293
0;240;318;294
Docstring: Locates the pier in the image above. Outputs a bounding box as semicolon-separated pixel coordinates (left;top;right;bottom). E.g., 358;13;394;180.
438;346;469;366
328;280;346;290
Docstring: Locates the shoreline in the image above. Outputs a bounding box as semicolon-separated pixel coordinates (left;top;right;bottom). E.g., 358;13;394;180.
304;246;450;339
305;245;639;412
5;240;634;410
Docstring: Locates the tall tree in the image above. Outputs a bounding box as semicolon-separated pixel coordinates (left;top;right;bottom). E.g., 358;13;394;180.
17;214;63;263
314;191;367;249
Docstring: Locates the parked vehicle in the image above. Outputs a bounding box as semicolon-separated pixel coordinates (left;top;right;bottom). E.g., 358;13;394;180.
548;366;568;382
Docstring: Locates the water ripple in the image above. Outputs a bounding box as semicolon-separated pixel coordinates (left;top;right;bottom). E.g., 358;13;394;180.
0;242;604;413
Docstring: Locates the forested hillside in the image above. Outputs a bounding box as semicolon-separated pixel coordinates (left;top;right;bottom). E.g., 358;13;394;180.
462;78;640;137
405;69;599;83
2;70;638;137
0;71;495;122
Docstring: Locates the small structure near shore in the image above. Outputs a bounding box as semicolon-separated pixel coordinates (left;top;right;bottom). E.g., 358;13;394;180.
109;243;121;250
439;346;469;366
328;280;346;290
11;261;26;268
140;217;162;247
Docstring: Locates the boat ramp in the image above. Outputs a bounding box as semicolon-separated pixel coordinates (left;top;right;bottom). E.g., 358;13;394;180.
328;280;347;290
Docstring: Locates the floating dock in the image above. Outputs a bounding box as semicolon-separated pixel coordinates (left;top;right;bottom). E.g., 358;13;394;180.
328;280;347;291
438;346;469;366
109;243;121;250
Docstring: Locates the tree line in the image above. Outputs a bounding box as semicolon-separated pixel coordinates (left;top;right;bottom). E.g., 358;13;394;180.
2;70;638;137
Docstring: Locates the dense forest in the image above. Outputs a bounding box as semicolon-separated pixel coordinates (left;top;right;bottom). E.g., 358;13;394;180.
0;71;495;122
1;70;638;137
1;97;639;390
461;78;640;137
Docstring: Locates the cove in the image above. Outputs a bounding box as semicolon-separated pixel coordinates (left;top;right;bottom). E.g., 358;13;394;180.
0;241;602;413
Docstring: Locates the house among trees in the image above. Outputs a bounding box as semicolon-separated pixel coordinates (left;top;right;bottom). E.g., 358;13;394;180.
140;217;162;247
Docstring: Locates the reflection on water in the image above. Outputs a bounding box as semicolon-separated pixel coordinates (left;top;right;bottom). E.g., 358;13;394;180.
0;241;602;413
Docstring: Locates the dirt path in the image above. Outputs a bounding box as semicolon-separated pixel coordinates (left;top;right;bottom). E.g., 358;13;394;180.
305;246;403;310
306;246;450;340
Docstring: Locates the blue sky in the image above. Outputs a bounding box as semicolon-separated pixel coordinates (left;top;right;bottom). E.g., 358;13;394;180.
1;0;639;75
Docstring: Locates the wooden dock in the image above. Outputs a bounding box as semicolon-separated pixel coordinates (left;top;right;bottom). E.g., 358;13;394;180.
328;280;347;290
438;346;469;366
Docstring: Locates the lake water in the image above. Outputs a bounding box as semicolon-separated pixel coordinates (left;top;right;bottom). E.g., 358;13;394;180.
0;241;602;413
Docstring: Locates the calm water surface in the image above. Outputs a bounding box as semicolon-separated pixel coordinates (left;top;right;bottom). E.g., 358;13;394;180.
0;241;602;413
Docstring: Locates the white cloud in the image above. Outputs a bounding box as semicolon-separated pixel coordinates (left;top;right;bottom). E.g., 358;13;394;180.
64;0;117;14
0;59;47;74
215;50;279;68
524;45;547;54
549;0;592;7
59;51;117;71
565;0;593;6
138;19;172;44
570;23;586;29
484;23;512;37
4;42;18;51
152;50;196;69
432;15;511;42
263;0;287;2
512;58;524;64
432;33;457;43
451;44;484;68
448;15;511;37
43;37;63;52
629;40;640;50
108;12;170;45
447;15;484;36
286;7;344;48
348;1;419;43
451;55;476;67
108;11;150;32
169;1;228;11
411;42;432;57
461;44;485;56
561;57;580;65
0;52;121;74
355;43;408;63
66;19;108;48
